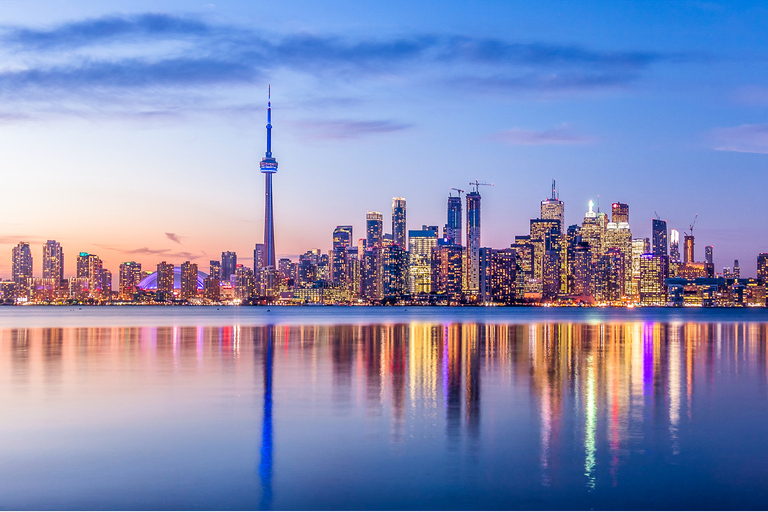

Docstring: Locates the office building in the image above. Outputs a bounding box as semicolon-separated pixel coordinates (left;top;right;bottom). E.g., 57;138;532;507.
408;226;438;294
382;243;407;299
705;245;713;265
77;252;107;299
611;202;629;224
652;219;668;257
734;259;740;279
540;179;564;228
670;229;681;262
580;201;603;264
684;235;694;264
639;253;667;306
392;198;406;248
447;194;462;245
758;254;768;282
332;226;353;285
234;265;255;301
204;260;221;301
479;248;516;304
431;238;463;301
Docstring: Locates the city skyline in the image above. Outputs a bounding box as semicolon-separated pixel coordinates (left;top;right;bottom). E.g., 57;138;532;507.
1;1;768;276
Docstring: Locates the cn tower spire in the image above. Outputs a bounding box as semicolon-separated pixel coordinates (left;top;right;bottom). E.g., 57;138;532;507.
260;86;278;276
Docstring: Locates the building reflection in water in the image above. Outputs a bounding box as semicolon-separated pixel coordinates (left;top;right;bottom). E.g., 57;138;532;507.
257;326;273;511
4;320;768;497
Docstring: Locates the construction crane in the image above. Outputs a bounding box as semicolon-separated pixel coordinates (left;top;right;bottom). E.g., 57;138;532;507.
450;187;465;197
654;211;661;220
469;180;494;193
684;213;698;237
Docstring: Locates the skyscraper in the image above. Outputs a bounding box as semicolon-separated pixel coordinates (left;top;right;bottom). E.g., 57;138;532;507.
392;198;406;248
408;226;438;294
42;240;63;292
652;219;668;257
332;226;353;285
260;86;278;272
466;190;481;294
734;259;740;278
704;245;713;265
447;194;462;245
431;238;463;302
156;262;174;302
540;179;564;228
118;261;142;300
221;252;237;282
684;235;694;264
758;254;768;282
611;202;629;224
77;252;105;299
366;211;383;248
180;261;199;300
670;229;681;262
12;242;33;287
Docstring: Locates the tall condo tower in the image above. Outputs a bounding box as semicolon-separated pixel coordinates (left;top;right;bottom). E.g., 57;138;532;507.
447;194;462;245
260;86;278;270
466;191;481;293
392;198;406;248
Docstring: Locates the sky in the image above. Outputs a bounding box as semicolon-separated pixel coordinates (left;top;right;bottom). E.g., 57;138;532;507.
1;0;768;277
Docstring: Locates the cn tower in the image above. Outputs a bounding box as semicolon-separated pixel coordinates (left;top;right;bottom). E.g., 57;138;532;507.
260;86;278;270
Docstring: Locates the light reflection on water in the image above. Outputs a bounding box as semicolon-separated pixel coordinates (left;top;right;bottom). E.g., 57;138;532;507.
2;314;768;509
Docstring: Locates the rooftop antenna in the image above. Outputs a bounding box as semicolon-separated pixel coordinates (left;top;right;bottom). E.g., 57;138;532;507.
551;179;556;200
685;213;699;237
654;211;660;220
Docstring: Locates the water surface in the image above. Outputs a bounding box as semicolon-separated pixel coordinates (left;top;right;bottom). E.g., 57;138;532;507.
2;307;768;510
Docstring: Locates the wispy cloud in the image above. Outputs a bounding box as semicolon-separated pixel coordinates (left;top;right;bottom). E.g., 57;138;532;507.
709;124;768;154
292;119;412;140
165;232;182;244
96;244;203;260
489;124;596;146
0;13;683;120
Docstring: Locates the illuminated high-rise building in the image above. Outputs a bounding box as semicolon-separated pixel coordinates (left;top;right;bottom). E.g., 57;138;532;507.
466;190;482;294
758;254;768;282
392;198;406;248
572;243;592;298
683;235;694;264
42;240;64;293
234;265;255;301
180;261;198;300
77;252;105;299
431;238;463;301
479;248;516;304
541;229;561;301
580;201;603;264
595;247;624;303
670;229;681;262
540;179;564;228
382;242;407;299
204;260;221;301
408;226;438;294
259;87;278;278
332;226;353;285
639;253;667;306
156;261;174;302
530;218;561;292
12;242;33;288
704;245;713;265
511;237;535;298
118;261;142;300
366;211;383;248
604;221;632;296
221;252;237;282
611;202;629;224
734;259;740;279
447;194;462;245
630;238;647;297
652;219;668;257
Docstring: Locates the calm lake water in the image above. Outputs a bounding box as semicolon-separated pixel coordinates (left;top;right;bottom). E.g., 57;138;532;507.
2;306;768;510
